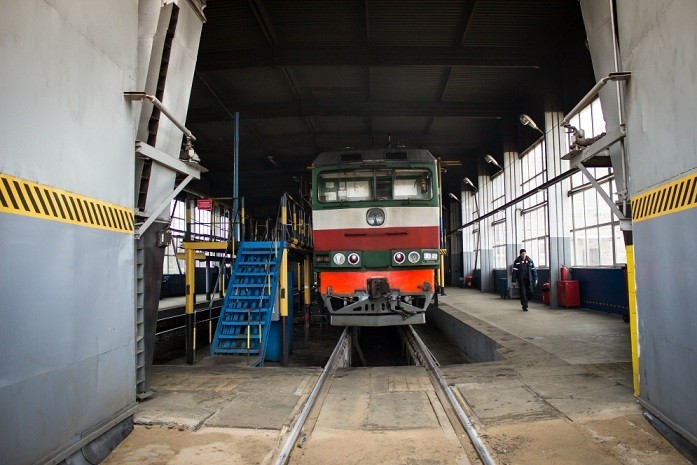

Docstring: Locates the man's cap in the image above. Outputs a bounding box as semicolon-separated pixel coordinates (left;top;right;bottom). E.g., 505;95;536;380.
520;248;526;253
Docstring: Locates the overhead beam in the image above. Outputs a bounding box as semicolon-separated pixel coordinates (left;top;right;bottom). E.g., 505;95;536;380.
231;132;480;149
458;0;478;46
197;46;543;71
188;100;506;123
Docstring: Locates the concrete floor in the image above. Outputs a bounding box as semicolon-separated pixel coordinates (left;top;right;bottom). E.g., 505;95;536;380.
103;289;690;464
437;289;687;464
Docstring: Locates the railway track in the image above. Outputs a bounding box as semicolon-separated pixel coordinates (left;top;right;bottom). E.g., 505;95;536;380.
269;326;496;465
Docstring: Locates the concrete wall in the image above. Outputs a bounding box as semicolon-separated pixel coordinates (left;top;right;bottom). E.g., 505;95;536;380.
427;306;503;363
0;1;138;463
619;0;697;446
581;0;697;446
570;267;628;316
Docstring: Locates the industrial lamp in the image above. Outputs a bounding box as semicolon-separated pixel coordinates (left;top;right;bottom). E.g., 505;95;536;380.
484;154;503;171
462;177;477;191
519;113;544;135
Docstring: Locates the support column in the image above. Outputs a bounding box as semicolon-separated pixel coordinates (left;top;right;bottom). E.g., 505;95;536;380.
477;174;493;292
503;117;522;290
185;247;195;365
544;110;572;307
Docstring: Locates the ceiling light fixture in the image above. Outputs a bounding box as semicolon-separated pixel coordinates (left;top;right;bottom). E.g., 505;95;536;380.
484;154;503;171
519;114;544;135
463;177;477;191
267;155;280;168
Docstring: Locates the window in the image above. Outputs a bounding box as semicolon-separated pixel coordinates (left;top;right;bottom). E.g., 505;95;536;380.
490;174;507;269
520;141;548;266
318;169;432;203
567;98;626;266
463;192;480;270
163;199;231;274
492;220;506;269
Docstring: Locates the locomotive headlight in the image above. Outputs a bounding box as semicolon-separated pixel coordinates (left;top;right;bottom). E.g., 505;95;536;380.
408;251;421;264
423;251;439;261
347;252;360;266
366;208;385;226
393;251;406;264
333;253;346;265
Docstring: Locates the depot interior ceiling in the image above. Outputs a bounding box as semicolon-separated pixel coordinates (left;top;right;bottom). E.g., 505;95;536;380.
185;0;595;215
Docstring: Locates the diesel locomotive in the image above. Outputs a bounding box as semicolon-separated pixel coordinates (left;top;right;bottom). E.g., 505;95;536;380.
311;148;441;326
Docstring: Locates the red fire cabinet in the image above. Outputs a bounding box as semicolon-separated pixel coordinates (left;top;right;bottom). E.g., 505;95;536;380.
541;282;551;305
557;280;580;308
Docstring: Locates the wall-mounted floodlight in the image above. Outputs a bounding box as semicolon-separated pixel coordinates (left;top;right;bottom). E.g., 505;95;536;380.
267;155;280;168
484;154;503;171
463;177;477;191
448;193;461;203
519;114;544;135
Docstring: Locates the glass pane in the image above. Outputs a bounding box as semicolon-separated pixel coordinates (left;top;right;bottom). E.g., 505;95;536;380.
614;225;627;264
538;238;547;266
591;98;606;136
579;106;593;138
574;230;586;265
393;169;432;200
597;184;612;224
535;208;544;238
572;194;585;229
587;228;600;266
584;188;598;226
542;206;548;238
599;225;613;266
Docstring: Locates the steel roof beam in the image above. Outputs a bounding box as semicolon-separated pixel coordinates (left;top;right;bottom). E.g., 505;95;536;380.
197;45;543;71
188;100;506;123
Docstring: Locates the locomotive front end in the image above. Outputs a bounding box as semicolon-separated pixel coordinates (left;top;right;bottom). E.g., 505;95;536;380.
311;149;441;327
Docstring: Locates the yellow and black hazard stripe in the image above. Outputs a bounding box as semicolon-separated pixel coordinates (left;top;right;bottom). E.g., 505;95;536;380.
632;172;697;223
0;173;133;234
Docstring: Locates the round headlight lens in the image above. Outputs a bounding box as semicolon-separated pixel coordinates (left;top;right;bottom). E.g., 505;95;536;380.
333;253;346;265
366;208;385;226
393;251;405;264
348;253;360;265
408;251;421;264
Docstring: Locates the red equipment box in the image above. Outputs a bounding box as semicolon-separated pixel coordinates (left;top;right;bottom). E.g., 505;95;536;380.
557;280;580;308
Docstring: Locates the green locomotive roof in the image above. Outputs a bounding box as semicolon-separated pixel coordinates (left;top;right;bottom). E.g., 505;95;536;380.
312;148;436;168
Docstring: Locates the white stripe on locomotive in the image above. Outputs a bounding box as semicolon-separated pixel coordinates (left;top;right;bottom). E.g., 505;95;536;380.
313;206;440;230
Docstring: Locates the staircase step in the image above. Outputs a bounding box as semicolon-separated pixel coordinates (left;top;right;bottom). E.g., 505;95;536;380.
213;348;261;355
232;272;272;276
221;320;266;326
222;308;271;314
211;241;284;361
218;333;264;339
225;295;270;300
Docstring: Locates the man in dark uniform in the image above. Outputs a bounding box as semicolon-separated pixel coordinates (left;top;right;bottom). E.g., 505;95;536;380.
512;248;538;311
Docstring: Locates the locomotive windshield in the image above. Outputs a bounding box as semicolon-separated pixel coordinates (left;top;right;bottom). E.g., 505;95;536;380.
318;168;432;203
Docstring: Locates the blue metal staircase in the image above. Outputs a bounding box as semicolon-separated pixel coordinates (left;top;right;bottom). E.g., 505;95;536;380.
211;241;282;364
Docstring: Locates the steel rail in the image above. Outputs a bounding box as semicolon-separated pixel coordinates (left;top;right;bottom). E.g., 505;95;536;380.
273;327;349;465
407;325;497;465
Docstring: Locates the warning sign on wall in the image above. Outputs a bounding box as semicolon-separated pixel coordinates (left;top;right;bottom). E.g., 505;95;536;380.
197;199;213;211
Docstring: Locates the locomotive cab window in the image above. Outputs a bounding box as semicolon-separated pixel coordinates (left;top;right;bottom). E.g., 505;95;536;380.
318;168;432;203
393;171;431;200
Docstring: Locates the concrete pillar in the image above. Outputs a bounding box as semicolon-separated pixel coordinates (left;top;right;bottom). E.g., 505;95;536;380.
544;110;572;307
478;173;493;292
503;118;522;287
